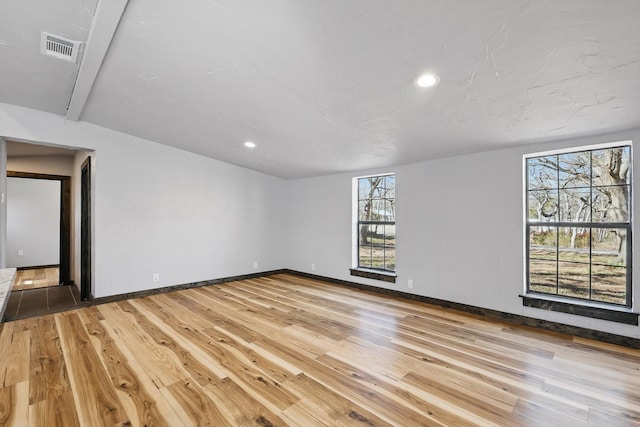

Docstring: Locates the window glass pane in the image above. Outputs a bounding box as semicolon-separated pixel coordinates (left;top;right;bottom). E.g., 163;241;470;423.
558;151;590;189
380;199;392;221
591;265;626;305
529;226;557;261
529;259;556;294
358;178;370;201
592;147;631;186
592;185;629;222
558;228;589;263
558;189;591;222
528;190;558;222
371;176;385;199
359;248;372;268
358;224;373;268
558;261;590;300
358;200;369;221
381;200;394;221
528;156;558;190
592;228;627;267
385;175;396;199
384;224;396;271
370;224;384;267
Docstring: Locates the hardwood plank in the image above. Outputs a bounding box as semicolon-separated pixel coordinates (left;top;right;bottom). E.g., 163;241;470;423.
129;296;230;381
0;382;29;427
96;302;188;388
1;325;29;387
28;390;80;427
163;379;230;426
56;311;130;427
0;323;10;383
84;318;185;426
314;353;477;426
109;319;188;426
512;399;587;427
29;316;69;405
283;373;394;427
202;376;288;426
116;299;226;385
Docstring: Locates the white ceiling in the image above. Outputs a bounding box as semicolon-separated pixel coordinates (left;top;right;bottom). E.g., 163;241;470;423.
1;0;639;179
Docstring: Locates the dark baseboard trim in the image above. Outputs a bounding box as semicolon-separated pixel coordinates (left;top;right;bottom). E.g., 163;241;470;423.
284;270;640;350
16;264;59;271
521;294;638;326
350;268;396;283
92;269;287;305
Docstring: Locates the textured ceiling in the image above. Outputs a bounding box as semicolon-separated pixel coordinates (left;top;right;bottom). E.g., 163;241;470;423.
0;0;98;115
1;0;639;179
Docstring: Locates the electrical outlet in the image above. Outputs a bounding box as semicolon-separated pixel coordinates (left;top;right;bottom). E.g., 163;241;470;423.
408;279;414;289
152;273;159;282
311;263;315;271
253;262;258;269
17;250;23;256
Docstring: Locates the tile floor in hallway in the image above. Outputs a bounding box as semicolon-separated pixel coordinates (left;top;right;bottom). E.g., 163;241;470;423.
3;284;84;321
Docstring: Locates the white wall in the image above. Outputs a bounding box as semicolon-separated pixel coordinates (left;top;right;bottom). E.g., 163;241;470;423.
6;177;60;268
0;104;287;298
285;129;640;339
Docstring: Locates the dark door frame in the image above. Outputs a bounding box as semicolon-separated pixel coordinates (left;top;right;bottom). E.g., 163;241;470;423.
80;157;91;301
7;171;72;284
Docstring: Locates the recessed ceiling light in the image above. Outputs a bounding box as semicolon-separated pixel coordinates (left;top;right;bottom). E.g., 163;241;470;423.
415;73;440;88
244;141;256;148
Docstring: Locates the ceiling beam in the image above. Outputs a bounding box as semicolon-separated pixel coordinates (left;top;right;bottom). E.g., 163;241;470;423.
66;0;128;121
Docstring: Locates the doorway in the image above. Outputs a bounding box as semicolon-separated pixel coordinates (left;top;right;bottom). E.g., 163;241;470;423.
6;171;71;284
4;171;81;320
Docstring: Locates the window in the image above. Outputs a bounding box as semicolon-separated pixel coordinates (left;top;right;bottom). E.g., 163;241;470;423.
526;144;632;307
356;174;396;272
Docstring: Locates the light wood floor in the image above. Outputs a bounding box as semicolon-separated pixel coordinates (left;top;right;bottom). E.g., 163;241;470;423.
0;273;638;426
12;268;59;291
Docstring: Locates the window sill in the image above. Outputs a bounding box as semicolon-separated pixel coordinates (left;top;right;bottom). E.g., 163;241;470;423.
350;268;396;283
520;294;638;325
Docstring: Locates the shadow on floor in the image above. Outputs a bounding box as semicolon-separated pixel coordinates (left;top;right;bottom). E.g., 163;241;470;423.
4;284;89;321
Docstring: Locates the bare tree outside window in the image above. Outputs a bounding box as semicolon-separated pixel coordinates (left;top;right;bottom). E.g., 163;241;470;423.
358;175;395;271
526;145;631;306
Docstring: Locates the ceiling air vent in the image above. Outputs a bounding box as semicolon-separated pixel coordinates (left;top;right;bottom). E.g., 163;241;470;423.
40;32;82;63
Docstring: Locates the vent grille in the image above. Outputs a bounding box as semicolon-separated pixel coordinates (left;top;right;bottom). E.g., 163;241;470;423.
40;32;82;63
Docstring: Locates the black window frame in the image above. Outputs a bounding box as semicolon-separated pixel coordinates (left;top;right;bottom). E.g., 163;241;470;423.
356;174;396;273
525;144;632;308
